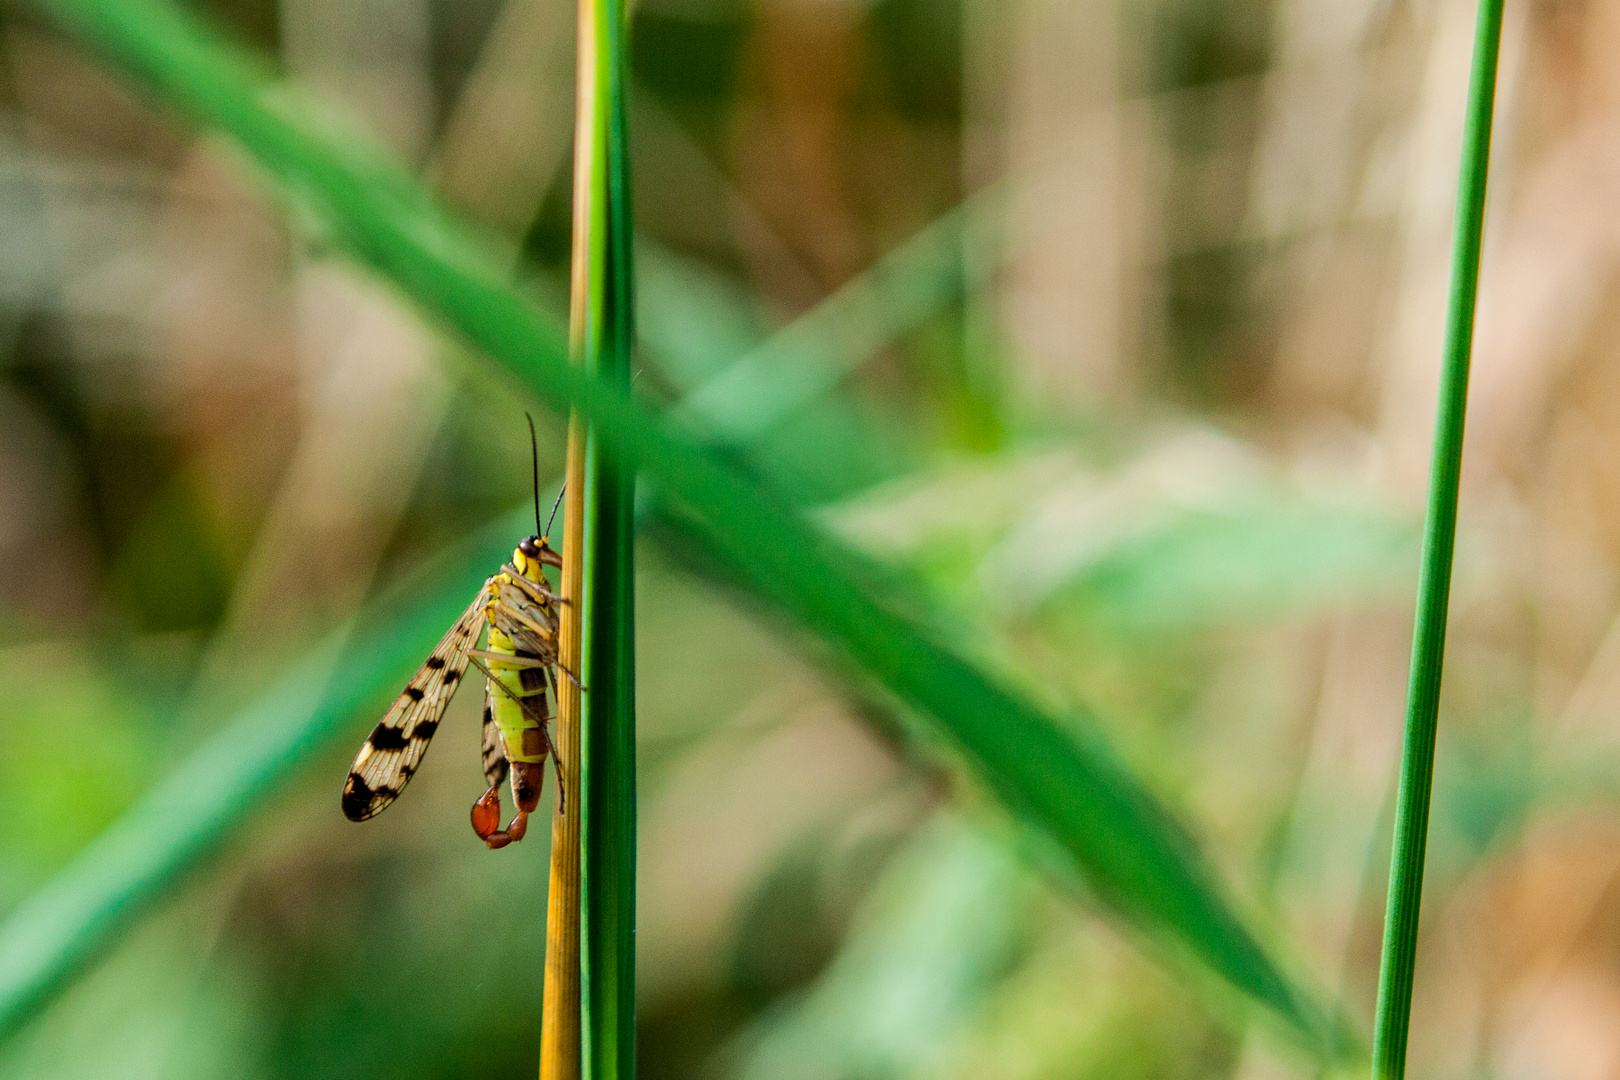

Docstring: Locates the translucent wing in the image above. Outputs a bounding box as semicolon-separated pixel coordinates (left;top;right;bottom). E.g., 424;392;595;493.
480;686;510;791
342;586;488;821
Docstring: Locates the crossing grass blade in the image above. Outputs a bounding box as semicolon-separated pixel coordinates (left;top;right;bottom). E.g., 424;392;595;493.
21;0;1352;1057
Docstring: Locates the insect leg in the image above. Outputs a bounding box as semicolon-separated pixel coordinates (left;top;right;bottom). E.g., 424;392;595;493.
487;591;558;640
470;655;553;727
498;567;568;606
483;592;583;690
467;648;549;669
551;658;584;691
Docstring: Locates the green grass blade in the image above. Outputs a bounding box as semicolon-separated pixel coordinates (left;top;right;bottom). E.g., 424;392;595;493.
0;505;535;1043
25;0;1347;1053
1371;2;1504;1076
574;0;638;1074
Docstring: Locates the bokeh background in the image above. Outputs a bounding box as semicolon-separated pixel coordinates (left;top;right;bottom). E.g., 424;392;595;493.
1;0;1618;1077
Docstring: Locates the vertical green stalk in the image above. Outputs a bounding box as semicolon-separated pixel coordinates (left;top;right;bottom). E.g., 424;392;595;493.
574;0;637;1075
1371;2;1503;1076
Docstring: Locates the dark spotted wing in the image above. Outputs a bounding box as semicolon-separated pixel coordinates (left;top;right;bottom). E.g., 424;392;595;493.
480;685;509;790
342;587;488;821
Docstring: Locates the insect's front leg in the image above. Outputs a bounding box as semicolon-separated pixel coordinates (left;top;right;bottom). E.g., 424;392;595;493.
499;565;568;606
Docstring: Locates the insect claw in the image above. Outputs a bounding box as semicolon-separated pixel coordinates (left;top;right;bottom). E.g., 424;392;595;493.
483;811;528;849
471;784;503;838
471;784;530;849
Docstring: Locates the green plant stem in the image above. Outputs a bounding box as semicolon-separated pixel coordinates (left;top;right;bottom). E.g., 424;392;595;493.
25;0;1345;1054
1371;2;1504;1076
572;0;637;1075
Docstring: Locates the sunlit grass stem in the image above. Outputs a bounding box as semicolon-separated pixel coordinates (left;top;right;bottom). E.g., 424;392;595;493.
1370;1;1504;1076
538;420;585;1080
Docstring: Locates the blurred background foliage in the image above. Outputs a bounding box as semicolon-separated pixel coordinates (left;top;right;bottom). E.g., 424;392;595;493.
0;0;1618;1077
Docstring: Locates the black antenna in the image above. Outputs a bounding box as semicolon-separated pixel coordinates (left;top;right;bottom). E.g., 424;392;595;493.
526;413;543;538
544;481;566;539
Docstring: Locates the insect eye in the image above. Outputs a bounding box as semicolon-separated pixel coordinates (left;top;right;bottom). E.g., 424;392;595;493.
518;537;541;559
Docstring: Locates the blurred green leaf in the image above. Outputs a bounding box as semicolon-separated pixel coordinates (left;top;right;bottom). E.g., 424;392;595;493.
638;243;913;502
828;444;1418;632
669;184;1005;447
110;474;231;633
1054;501;1417;631
0;650;157;889
636;241;765;389
0;504;532;1041
732;813;1027;1080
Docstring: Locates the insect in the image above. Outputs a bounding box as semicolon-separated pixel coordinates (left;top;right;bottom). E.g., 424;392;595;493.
342;419;573;848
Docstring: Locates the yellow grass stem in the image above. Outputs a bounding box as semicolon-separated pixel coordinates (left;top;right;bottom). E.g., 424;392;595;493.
538;419;586;1080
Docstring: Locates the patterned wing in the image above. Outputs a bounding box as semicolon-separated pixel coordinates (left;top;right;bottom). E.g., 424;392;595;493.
342;587;488;821
480;684;510;790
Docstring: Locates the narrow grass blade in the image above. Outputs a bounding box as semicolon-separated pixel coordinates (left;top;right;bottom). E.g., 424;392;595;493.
26;0;1346;1054
1371;2;1504;1076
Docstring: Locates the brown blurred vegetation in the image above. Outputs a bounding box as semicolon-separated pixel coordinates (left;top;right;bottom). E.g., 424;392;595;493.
3;0;1620;1077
